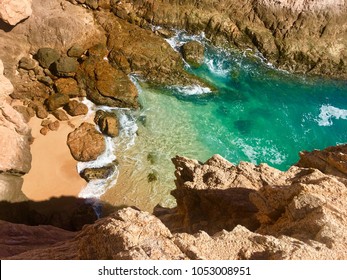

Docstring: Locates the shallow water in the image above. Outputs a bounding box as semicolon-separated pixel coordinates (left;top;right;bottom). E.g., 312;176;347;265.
97;32;347;211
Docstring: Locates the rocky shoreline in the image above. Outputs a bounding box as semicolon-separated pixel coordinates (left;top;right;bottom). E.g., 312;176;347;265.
1;0;347;259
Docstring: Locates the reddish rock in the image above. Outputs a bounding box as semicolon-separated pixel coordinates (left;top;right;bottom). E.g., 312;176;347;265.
54;78;82;97
64;100;88;116
94;110;119;137
67;122;105;162
40;127;49;135
48;120;60;131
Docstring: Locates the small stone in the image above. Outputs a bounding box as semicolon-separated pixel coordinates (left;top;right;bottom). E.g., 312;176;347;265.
36;48;60;68
37;75;54;86
40;127;49;135
18;57;37;70
41;119;52;127
36;104;49;119
48;120;60;131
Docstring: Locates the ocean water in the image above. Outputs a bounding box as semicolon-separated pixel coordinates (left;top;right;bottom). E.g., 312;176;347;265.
83;32;347;211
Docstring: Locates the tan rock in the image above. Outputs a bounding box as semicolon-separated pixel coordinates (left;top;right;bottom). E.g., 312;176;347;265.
67;122;105;162
0;0;33;26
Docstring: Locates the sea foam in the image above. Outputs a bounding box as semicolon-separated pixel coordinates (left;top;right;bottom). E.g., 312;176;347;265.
317;105;347;126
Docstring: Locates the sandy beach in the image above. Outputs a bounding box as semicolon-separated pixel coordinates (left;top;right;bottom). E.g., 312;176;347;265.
22;116;89;201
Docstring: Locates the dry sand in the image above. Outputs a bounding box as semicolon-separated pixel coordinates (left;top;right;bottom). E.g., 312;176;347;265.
22;116;90;201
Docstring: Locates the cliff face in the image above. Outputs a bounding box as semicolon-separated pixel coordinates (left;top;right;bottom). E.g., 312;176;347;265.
113;0;347;79
4;147;347;260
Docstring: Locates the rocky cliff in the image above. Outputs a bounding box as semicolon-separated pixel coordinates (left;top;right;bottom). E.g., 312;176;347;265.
3;148;347;260
111;0;347;79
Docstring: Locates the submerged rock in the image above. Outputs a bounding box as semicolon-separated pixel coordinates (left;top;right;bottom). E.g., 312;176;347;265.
67;122;105;162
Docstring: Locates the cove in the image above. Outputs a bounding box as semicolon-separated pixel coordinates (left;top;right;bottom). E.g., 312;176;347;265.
101;33;347;210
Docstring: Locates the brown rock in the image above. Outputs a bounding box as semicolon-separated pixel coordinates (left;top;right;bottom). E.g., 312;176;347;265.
54;78;82;97
67;122;105;162
77;51;138;108
94;110;119;137
48;120;60;131
35;104;49;119
181;41;205;67
52;109;69;121
35;48;60;69
18;57;37;70
296;144;347;178
40;127;49;135
80;165;115;182
77;208;186;260
67;45;85;58
45;93;70;111
64;100;88;116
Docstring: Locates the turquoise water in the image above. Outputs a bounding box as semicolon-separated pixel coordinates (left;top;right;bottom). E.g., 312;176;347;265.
138;44;347;171
103;35;347;210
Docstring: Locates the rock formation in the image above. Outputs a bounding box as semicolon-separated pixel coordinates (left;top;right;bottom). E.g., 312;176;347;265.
0;59;31;202
0;0;33;26
112;0;347;79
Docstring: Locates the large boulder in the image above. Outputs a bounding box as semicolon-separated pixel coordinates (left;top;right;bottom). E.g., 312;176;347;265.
77;48;138;108
181;41;205;67
0;0;33;26
67;122;105;162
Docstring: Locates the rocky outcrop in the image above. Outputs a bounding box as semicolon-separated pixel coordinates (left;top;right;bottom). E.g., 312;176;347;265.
113;0;347;79
0;220;76;259
77;43;139;109
0;0;33;26
67;122;106;162
0;59;31;202
296;144;347;178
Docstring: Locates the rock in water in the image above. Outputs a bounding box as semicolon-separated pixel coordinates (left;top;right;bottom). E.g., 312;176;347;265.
0;0;32;26
181;41;205;67
67;122;105;162
80;165;115;182
94;110;119;137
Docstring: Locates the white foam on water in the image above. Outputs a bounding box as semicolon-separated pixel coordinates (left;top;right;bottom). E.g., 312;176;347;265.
169;84;212;95
316;104;347;126
233;138;287;166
